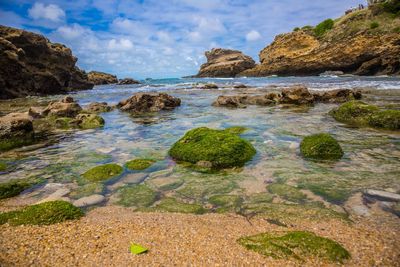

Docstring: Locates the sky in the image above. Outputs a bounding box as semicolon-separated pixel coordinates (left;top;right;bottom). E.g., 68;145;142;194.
0;0;366;79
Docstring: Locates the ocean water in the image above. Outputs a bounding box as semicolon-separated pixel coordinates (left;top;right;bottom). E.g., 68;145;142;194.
1;76;399;217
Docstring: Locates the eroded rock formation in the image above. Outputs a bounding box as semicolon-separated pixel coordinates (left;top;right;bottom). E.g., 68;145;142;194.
0;25;93;99
88;71;118;85
117;93;181;113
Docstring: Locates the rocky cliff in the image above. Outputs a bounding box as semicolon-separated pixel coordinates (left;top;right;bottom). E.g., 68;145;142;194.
195;48;256;77
241;5;400;76
0;25;93;99
88;71;118;85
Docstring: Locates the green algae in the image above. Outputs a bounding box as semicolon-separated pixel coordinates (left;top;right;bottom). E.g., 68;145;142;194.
267;184;307;202
117;184;158;208
0;136;34;151
224;126;248;135
300;133;343;160
329;101;379;126
367;110;400;130
0;201;83;226
153;197;206;214
238;231;350;263
82;163;123;182
0;162;7;171
69;183;105;199
77;114;105;129
125;159;155;170
169;127;256;169
0;177;44;200
245;193;274;204
209;194;243;213
298;182;350;204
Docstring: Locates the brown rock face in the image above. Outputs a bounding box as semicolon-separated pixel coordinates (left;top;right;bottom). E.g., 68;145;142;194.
117;93;181;113
280;85;314;105
212;93;279;108
42;97;82;118
85;102;112;113
88;71;118;85
0;112;34;151
0;25;93;99
196;48;256;77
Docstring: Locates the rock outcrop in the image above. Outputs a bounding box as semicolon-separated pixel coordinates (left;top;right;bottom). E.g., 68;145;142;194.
240;8;400;76
42;96;82;118
85;102;112;113
195;48;256;77
118;78;140;85
0;25;93;99
87;71;118;85
117;93;181;113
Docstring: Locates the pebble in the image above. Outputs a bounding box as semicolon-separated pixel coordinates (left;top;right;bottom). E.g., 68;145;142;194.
73;194;106;207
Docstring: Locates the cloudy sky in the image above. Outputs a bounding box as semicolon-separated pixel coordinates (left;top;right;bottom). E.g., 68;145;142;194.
0;0;365;78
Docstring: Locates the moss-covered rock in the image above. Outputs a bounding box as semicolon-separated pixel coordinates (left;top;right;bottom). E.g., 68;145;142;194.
82;163;123;182
238;231;350;263
209;194;243;213
125;159;155;170
117;184;157;207
329;101;379;126
0;178;43;200
0;162;7;171
367;110;400;130
267;184;307;202
300;133;343;160
0;201;83;226
169;127;256;169
224;126;248;135
76;113;105;129
153;198;206;214
69;183;105;199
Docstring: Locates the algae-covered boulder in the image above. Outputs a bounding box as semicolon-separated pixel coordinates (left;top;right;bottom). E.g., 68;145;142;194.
125;159;155;170
82;163;123;182
300;133;343;160
238;231;350;263
0;179;37;200
0;201;83;226
329;101;379;125
169;127;256;169
367;110;400;130
75;113;105;129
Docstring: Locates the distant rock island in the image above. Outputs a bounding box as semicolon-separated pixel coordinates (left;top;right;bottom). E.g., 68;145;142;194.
0;25;93;99
196;2;400;77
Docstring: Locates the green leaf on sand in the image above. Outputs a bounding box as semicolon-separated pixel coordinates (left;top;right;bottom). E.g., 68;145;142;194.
130;243;148;255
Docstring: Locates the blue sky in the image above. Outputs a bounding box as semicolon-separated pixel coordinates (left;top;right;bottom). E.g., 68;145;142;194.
0;0;366;79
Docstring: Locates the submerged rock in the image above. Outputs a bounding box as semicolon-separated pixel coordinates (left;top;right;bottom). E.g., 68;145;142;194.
85;102;112;113
300;133;343;160
367;110;400;130
118;78;141;85
73;194;105;207
42;96;82;118
82;163;123;182
364;189;400;202
169;127;256;169
200;83;218;89
0;25;93;99
195;48;256;77
117;93;181;113
116;184;157;208
238;231;351;263
125;159;155;170
212;93;278;108
74;113;105;129
87;71;118;85
0;178;42;199
0;112;34;151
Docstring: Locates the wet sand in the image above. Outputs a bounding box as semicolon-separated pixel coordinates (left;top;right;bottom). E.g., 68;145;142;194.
1;205;399;266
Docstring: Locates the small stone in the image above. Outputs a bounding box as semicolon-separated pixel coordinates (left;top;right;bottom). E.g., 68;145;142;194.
73;194;105;207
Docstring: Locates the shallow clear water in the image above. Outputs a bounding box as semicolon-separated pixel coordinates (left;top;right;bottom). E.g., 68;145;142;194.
1;77;400;216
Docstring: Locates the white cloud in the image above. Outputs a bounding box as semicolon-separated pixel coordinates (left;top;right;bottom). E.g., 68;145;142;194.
56;24;86;40
28;3;65;22
108;38;134;51
246;30;261;41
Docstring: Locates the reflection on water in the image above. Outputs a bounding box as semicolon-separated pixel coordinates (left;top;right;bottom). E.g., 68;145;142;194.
0;77;399;217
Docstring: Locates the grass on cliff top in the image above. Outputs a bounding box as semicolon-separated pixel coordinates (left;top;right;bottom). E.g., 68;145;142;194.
238;231;350;263
0;201;83;226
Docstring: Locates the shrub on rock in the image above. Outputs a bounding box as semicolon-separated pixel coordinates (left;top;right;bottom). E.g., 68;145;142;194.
82;163;123;182
300;133;343;160
169;127;256;169
0;201;83;226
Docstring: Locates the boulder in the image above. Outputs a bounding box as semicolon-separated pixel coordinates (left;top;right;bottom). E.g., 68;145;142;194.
85;102;112;113
300;133;343;160
313;89;362;103
74;113;105;129
73;194;105;207
0;112;34;151
200;83;218;89
280;86;314;105
212;95;247;108
0;25;93;99
213;93;280;108
195;48;256;77
42;96;82;118
118;78;141;85
87;71;118;85
117;93;181;113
